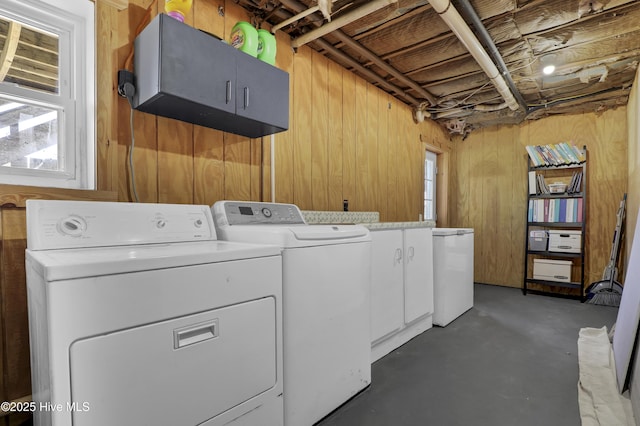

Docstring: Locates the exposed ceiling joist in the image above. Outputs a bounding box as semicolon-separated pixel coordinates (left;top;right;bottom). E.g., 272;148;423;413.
0;21;21;81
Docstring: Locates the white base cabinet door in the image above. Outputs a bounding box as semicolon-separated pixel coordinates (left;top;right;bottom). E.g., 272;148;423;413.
369;227;434;362
404;228;434;324
370;230;404;343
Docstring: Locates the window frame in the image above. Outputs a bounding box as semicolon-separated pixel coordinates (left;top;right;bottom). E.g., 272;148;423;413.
0;0;94;189
424;150;437;222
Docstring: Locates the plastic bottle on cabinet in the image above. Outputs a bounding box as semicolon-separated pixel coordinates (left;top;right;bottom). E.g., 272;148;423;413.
257;29;277;65
165;0;192;22
230;21;259;57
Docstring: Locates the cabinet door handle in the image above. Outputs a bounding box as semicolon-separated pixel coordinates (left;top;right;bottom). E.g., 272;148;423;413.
395;248;403;264
408;246;415;261
243;87;250;109
226;81;232;104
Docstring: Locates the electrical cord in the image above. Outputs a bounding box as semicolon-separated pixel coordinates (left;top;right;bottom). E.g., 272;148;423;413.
128;107;140;202
122;82;140;202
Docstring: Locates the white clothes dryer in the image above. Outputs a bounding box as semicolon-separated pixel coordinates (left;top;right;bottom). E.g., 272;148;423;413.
212;201;372;426
25;200;283;426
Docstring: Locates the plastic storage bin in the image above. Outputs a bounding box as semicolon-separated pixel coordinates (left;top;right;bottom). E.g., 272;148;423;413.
529;230;548;251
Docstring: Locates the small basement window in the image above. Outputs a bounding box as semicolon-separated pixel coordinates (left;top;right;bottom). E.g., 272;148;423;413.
0;0;94;189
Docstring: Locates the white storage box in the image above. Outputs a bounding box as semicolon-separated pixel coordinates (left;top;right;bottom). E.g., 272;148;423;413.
529;230;548;251
533;258;572;282
548;230;581;253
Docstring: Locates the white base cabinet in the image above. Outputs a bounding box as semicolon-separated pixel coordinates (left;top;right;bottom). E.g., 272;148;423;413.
369;228;434;362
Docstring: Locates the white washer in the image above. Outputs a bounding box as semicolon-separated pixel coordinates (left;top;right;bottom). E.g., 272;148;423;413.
25;200;283;426
212;201;372;426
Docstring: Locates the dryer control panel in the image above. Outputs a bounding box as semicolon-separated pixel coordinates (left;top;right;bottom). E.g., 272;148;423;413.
26;200;216;250
214;201;305;226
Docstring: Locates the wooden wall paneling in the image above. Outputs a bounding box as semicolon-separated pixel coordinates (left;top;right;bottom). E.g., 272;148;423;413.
96;0;119;193
223;134;252;201
376;93;389;221
118;0;159;202
273;29;295;204
593;108;628;282
354;76;368;212
1;210;29;402
494;126;516;286
366;86;380;215
292;46;313;209
397;107;413;222
468;135;485;283
386;98;399;221
156;3;194;204
250;137;262;201
446;144;456;226
342;70;357;211
192;1;225;206
157;117;194;203
327;60;344;212
480;127;499;284
452;137;470;226
450;110;628;288
412;125;424;221
311;51;329;210
627;70;640;267
509;125;526;288
193;126;225;205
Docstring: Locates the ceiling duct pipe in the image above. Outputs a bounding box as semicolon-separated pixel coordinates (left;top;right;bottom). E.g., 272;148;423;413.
455;0;528;112
428;0;520;111
291;0;398;49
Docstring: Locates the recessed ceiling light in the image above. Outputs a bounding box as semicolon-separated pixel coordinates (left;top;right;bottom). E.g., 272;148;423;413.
543;65;556;75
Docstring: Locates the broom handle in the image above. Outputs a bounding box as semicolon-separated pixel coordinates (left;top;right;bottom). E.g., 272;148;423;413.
608;194;626;288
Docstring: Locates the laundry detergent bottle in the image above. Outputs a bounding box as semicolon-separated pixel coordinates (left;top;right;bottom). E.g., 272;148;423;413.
230;21;259;57
165;0;192;22
257;29;277;65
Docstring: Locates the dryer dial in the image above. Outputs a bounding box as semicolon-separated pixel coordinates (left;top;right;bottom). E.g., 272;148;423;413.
58;216;87;237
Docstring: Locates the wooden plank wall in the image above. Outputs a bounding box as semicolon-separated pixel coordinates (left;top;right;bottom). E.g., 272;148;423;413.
627;68;639;265
449;108;629;290
100;0;451;221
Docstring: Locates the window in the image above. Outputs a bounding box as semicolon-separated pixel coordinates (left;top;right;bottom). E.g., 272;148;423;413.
424;150;436;221
0;0;94;189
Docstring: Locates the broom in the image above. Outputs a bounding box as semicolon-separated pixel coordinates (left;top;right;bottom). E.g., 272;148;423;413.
586;193;626;306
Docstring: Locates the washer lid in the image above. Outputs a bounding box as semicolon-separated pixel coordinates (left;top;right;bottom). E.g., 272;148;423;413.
26;240;280;281
216;224;371;247
289;225;369;240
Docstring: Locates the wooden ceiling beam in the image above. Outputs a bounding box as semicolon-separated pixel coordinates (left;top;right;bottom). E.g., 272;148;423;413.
0;21;21;81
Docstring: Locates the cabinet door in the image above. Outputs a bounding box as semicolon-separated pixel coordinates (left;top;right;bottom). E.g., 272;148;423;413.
403;228;434;323
370;230;404;343
236;53;289;129
135;14;236;115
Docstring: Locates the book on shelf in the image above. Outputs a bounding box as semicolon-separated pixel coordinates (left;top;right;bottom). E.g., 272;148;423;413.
567;171;583;194
525;142;585;167
527;198;583;223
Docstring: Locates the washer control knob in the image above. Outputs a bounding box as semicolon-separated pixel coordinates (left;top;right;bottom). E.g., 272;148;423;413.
194;219;203;228
58;215;87;237
156;219;167;229
261;208;272;218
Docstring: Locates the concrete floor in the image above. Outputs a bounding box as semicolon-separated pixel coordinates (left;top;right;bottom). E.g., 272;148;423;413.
317;283;619;426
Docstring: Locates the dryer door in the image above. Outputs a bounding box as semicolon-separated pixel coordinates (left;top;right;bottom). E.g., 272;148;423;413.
69;297;276;426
